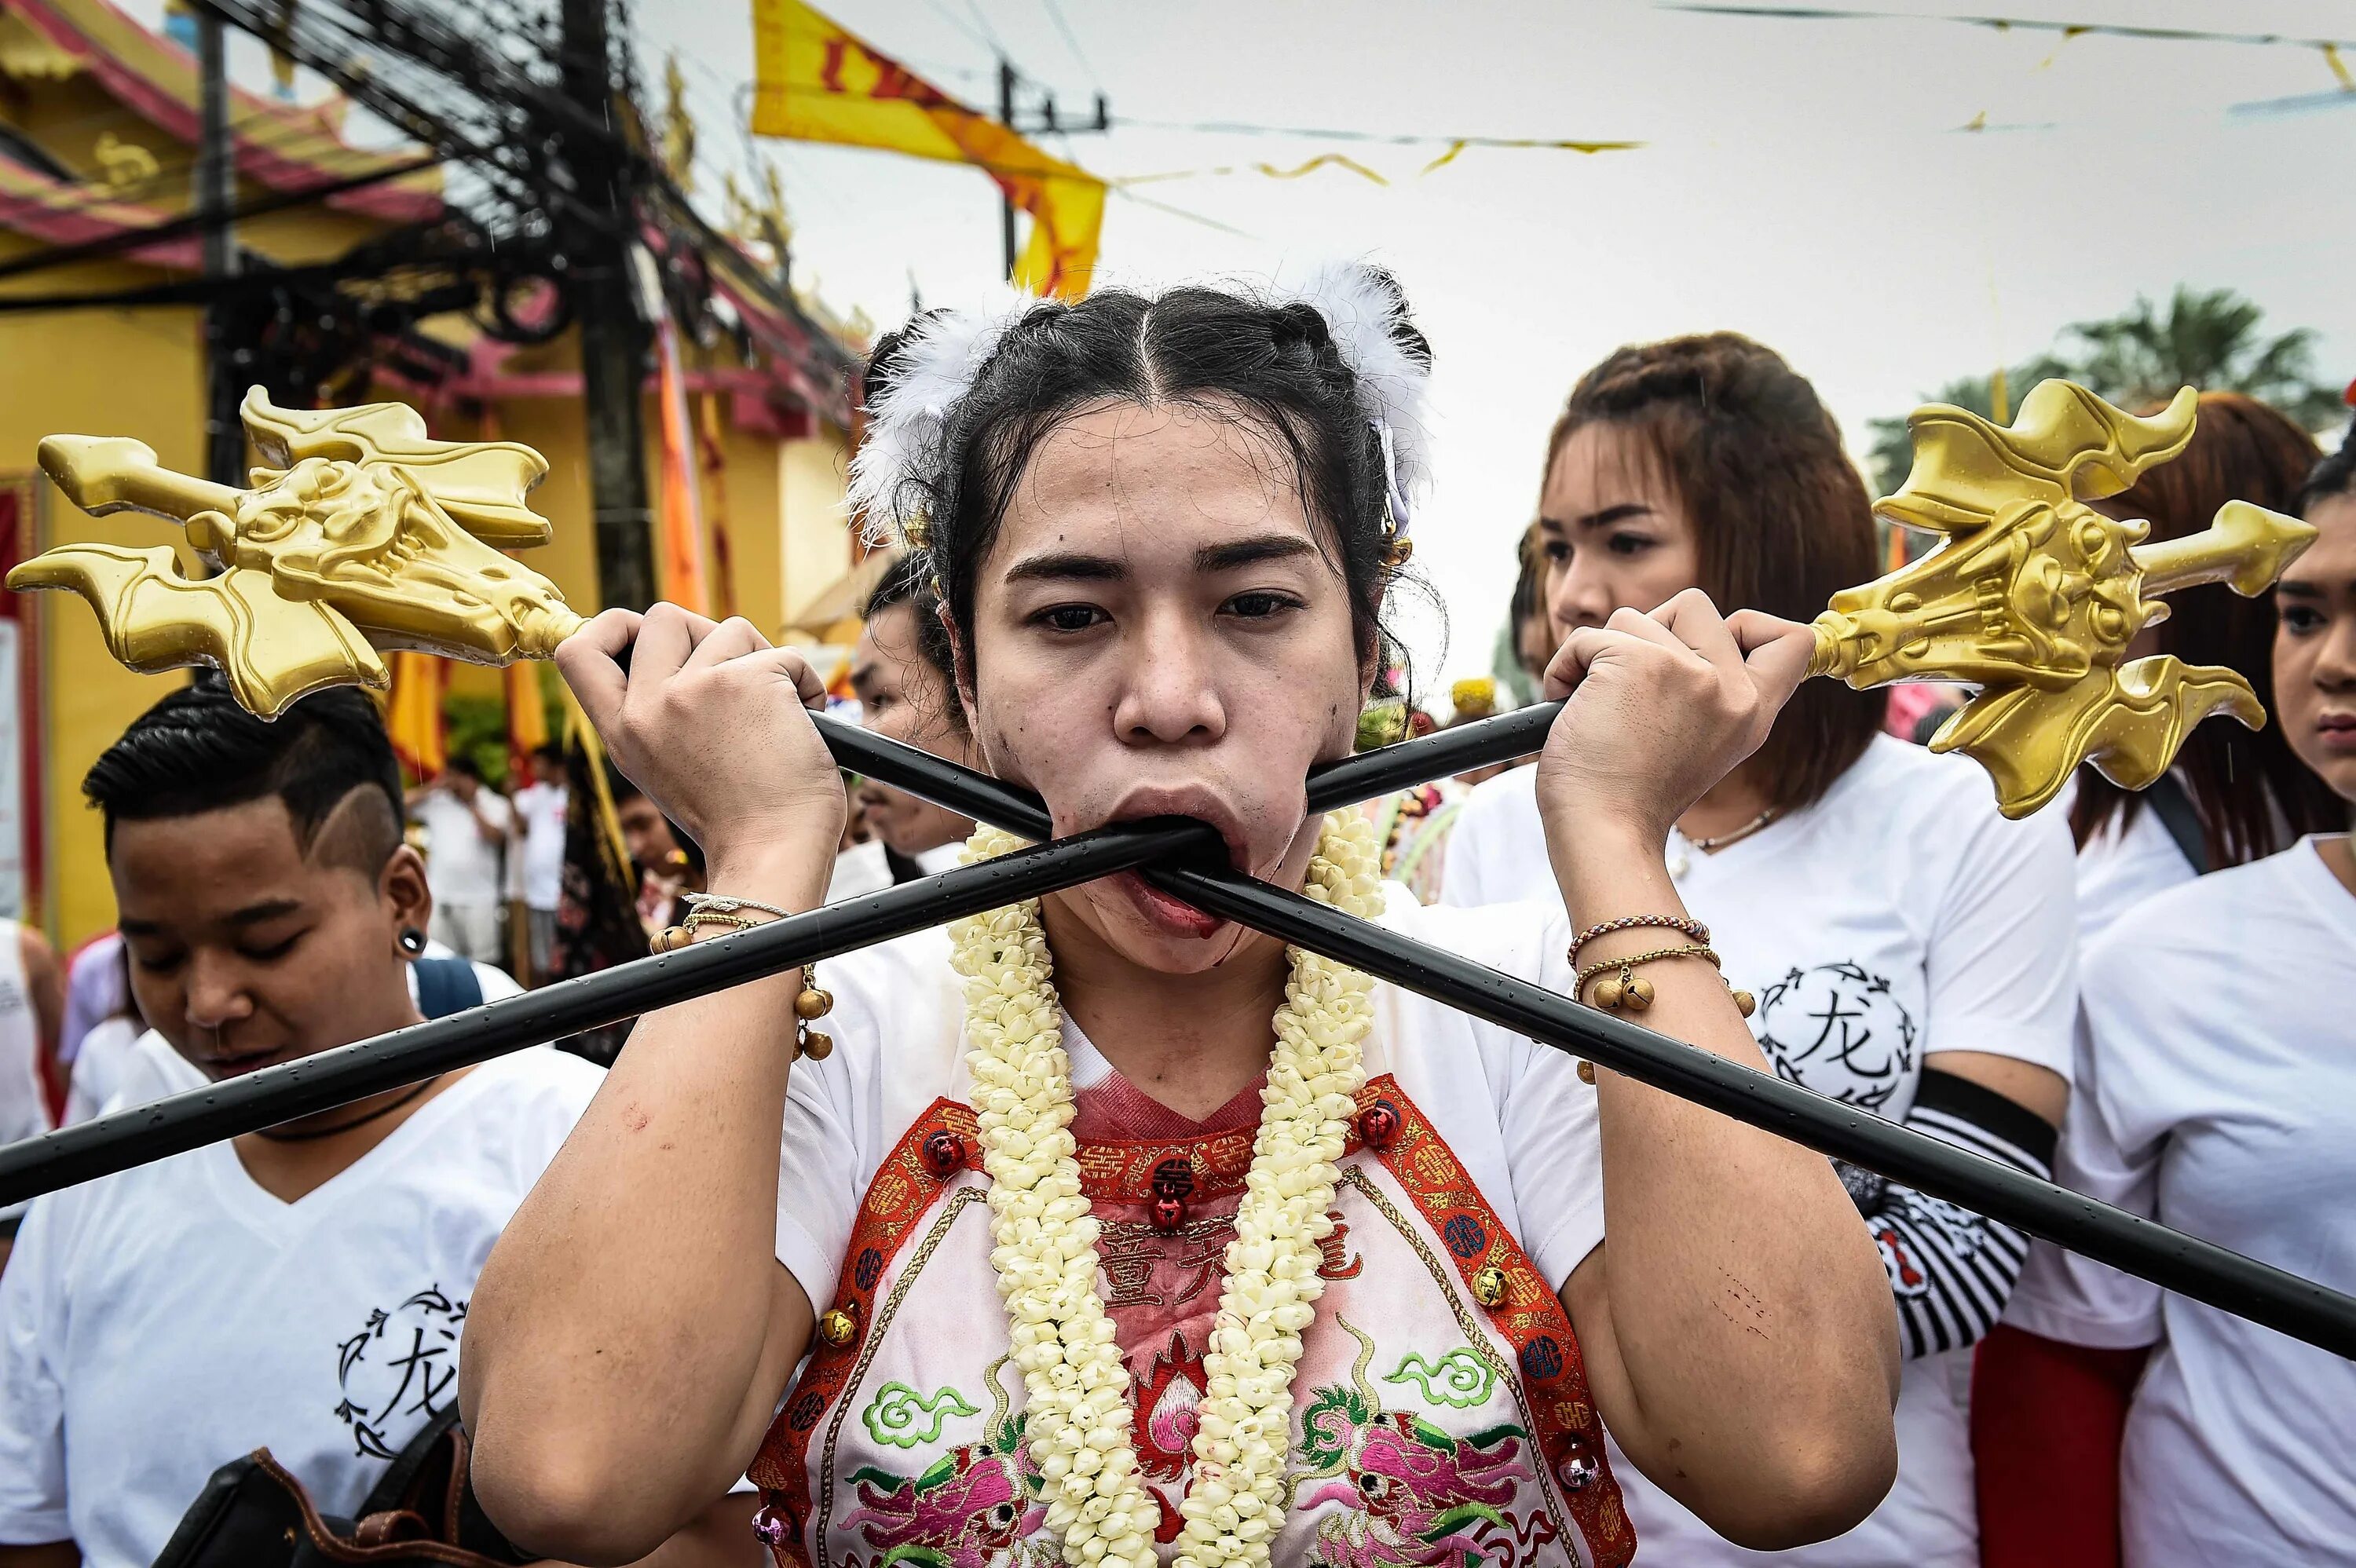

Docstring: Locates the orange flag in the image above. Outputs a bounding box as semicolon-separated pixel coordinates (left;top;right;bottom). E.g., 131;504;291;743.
653;316;712;615
505;660;549;780
386;650;448;780
750;0;1103;298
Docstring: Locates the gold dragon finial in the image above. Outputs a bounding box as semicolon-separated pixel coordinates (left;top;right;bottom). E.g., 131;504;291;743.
1809;379;2316;816
8;389;583;718
3;382;2317;818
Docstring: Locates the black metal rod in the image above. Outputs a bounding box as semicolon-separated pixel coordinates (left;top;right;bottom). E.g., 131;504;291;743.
1145;858;2356;1359
14;696;2353;1361
0;821;1210;1206
1304;702;1559;814
804;695;1560;837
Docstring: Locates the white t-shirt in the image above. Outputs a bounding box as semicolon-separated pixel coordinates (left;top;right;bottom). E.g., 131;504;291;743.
413;788;513;908
75;951;525;1120
2067;790;2197;950
770;892;1608;1321
61;1016;140;1128
0;923;44;1150
0;1045;600;1567
2006;836;2356;1567
510;781;569;911
1443;734;2078;1568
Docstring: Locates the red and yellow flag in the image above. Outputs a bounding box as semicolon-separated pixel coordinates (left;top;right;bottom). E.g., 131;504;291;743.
750;0;1103;298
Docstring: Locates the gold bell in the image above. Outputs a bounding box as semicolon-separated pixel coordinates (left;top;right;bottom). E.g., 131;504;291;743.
649;924;691;955
817;1305;858;1347
1621;974;1655;1011
1591;974;1623;1011
1471;1265;1509;1308
794;986;834;1022
799;1029;834;1062
1577;1060;1597;1086
1732;989;1756;1018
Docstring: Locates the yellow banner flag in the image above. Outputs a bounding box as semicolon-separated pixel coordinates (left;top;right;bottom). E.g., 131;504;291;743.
750;0;1103;298
386;650;448;781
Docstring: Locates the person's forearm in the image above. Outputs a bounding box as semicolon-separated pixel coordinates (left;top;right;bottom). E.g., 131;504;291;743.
1553;830;1899;1546
462;845;825;1562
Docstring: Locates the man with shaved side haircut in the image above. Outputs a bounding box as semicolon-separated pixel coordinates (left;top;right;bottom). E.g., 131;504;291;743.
0;677;758;1568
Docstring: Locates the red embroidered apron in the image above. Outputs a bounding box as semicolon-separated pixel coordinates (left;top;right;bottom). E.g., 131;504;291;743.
748;1072;1633;1568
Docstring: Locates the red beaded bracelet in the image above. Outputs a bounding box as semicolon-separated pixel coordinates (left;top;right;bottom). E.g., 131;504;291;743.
1567;913;1709;967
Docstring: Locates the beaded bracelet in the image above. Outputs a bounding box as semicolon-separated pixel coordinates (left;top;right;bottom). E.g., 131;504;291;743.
1575;942;1757;1020
646;903;836;1060
1567;913;1709;967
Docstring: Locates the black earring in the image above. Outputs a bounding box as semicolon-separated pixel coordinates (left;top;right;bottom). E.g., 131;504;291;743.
399;927;427;956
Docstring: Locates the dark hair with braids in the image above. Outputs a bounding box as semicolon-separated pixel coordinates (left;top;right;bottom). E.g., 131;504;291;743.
2069;392;2340;866
86;673;407;872
859;277;1431;691
1544;332;1887;815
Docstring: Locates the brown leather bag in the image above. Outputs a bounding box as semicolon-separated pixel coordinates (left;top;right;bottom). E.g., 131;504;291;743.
149;1406;538;1567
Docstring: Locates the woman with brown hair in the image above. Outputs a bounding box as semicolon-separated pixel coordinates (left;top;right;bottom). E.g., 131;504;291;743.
1444;332;2077;1566
2068;392;2342;941
1981;422;2356;1568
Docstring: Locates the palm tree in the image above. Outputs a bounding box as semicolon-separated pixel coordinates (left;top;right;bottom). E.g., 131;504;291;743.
1869;287;2343;495
2061;285;2344;430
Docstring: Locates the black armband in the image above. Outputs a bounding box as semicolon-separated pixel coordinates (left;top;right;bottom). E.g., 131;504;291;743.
1836;1068;2058;1360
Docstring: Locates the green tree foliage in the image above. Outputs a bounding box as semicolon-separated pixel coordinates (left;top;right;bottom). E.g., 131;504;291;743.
1867;355;2070;497
2065;286;2343;431
1868;287;2342;496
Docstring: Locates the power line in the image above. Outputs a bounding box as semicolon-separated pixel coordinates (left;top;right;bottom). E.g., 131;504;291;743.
0;155;441;283
1110;115;1642;153
1039;0;1099;91
1655;5;2356;53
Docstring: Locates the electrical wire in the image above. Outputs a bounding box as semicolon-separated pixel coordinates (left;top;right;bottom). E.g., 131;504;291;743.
1039;0;1100;92
1108;114;1642;153
1654;5;2356;53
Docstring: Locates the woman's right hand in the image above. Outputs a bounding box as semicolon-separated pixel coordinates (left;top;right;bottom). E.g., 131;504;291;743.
1533;589;1816;861
555;604;847;894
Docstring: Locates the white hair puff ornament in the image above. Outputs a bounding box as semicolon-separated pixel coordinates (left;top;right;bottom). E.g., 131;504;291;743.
846;263;1433;565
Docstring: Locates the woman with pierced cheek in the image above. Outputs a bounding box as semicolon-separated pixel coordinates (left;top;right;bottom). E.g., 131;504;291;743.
461;271;1900;1568
1443;334;2077;1568
1988;429;2356;1568
0;679;752;1568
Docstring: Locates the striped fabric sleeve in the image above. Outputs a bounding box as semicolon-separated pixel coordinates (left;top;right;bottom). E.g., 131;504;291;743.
1836;1069;2061;1361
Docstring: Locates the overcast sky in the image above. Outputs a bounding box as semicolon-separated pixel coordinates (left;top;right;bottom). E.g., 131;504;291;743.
368;2;2356;693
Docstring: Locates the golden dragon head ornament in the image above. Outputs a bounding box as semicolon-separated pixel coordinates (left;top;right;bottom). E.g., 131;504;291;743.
1808;380;2314;815
9;389;584;718
4;380;2318;817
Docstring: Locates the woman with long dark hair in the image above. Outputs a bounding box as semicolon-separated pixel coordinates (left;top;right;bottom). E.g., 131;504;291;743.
458;273;1901;1567
1980;426;2356;1568
2068;393;2340;941
1444;333;2077;1567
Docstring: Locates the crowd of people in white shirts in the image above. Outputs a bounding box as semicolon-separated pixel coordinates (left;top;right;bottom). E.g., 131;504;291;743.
0;323;2348;1568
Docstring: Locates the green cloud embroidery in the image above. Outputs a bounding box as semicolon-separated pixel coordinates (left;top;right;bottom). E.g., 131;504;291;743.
1383;1347;1498;1409
861;1381;981;1449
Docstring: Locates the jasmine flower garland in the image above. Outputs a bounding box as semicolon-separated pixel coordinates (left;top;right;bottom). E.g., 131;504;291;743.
949;813;1384;1568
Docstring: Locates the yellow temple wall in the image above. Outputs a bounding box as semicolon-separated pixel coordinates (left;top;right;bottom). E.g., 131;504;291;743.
0;291;207;948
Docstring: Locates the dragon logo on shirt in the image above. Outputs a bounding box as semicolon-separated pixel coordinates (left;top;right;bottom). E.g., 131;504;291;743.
1752;960;1919;1113
334;1286;466;1458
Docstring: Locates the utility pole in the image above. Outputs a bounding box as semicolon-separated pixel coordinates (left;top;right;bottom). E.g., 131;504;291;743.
194;8;243;486
996;58;1018;280
992;59;1109;286
559;0;655;612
